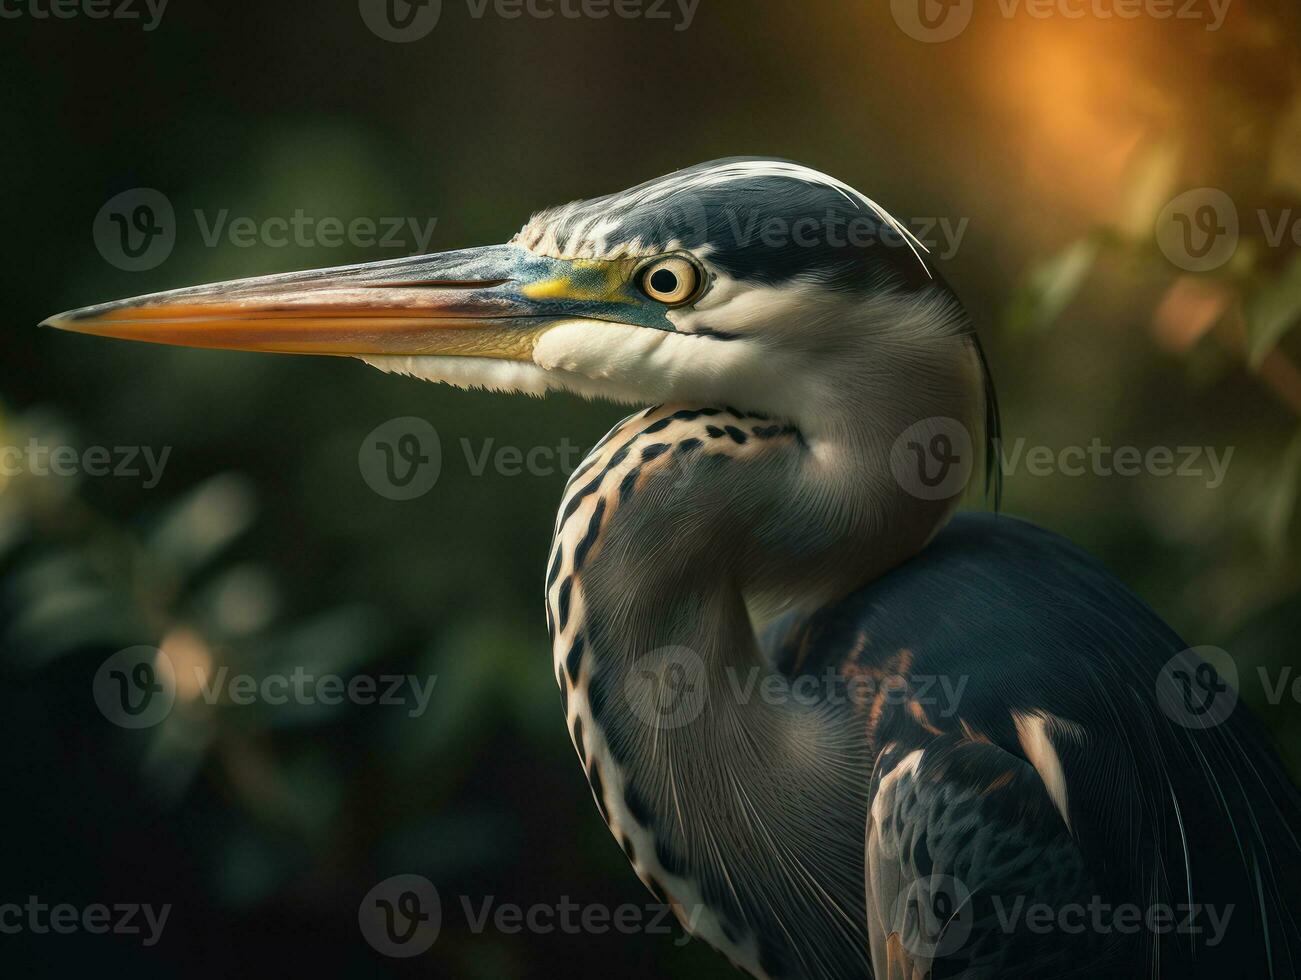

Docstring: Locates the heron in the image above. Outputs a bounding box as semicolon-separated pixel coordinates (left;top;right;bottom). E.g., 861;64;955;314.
45;158;1301;979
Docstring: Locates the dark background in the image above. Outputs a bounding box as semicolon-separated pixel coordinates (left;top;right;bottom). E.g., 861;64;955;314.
2;1;1300;976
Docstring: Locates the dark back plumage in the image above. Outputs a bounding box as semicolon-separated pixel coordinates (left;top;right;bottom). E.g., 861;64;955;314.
768;512;1301;977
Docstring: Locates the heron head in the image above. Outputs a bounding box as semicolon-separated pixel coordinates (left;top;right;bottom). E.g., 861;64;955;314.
45;158;989;453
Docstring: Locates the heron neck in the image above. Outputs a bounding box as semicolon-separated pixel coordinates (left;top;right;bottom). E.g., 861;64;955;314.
545;404;882;978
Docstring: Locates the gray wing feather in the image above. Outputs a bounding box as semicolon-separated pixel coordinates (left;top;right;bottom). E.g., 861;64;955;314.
866;737;1116;979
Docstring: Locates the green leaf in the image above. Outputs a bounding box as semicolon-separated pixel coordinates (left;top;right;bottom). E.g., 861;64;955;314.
1005;236;1101;334
1119;139;1182;241
1247;254;1301;366
1258;428;1301;558
146;473;258;577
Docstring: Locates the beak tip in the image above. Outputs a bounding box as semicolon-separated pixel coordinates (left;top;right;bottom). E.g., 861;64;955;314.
40;313;81;332
42;303;118;334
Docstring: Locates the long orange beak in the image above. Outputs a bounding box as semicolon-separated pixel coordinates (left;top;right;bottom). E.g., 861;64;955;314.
41;244;643;361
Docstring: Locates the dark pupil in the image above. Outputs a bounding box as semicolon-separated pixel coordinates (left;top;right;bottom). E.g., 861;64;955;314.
650;268;680;295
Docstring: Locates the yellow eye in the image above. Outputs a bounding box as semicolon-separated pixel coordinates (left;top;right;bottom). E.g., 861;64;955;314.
638;256;701;306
